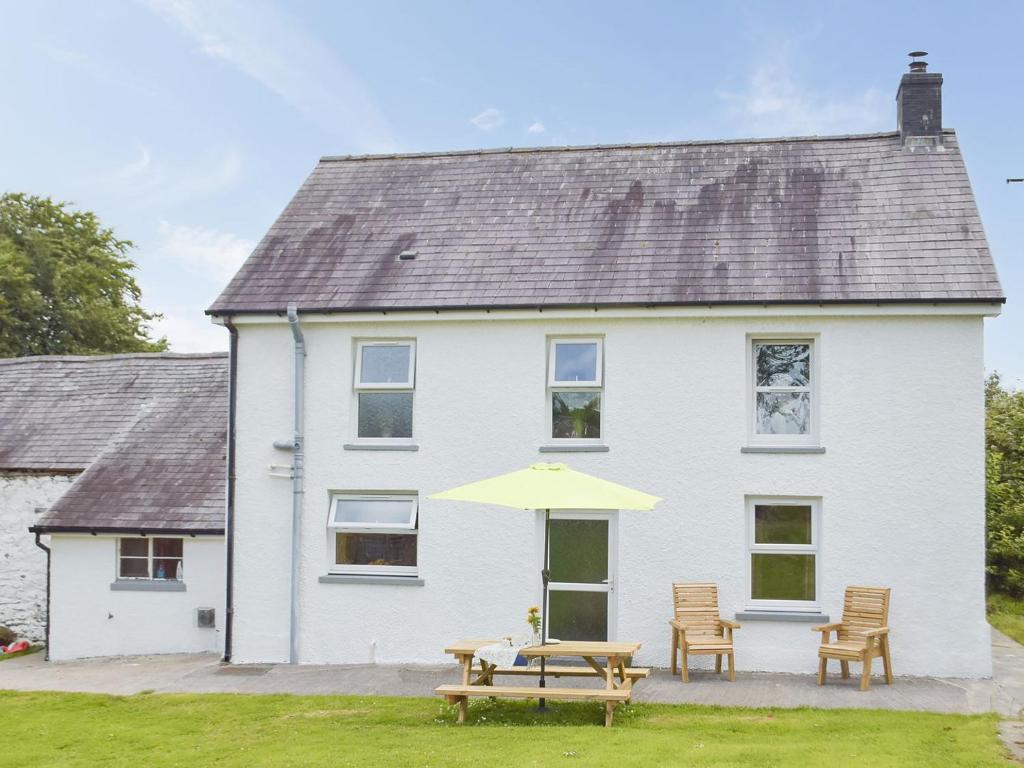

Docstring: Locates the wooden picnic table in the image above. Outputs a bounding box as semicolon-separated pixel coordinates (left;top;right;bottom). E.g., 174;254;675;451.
436;638;648;727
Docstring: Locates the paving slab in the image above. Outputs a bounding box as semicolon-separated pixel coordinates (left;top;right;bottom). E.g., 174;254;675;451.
2;627;1021;716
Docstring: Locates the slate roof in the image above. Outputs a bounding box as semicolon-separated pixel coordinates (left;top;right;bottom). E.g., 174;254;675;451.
208;130;1003;315
0;354;227;534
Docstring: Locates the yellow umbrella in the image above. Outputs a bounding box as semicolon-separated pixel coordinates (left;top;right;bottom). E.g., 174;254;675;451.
430;462;660;704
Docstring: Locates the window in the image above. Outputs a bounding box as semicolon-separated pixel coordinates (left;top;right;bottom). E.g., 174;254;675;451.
117;538;183;581
548;338;603;440
746;499;819;609
751;339;815;444
354;340;415;439
328;494;418;576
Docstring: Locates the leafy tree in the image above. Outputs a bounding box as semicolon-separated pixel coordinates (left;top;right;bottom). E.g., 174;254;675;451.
0;193;166;357
986;373;1024;595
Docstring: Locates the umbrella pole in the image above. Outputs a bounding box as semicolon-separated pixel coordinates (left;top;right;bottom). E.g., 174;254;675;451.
539;508;550;710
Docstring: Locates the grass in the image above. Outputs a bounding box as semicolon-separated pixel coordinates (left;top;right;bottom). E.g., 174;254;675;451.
0;690;1013;767
0;644;42;661
988;593;1024;645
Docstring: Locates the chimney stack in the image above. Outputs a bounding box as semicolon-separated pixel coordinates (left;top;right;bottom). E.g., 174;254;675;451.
897;51;943;145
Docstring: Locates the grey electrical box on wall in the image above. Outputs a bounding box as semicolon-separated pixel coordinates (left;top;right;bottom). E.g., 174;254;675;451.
197;607;216;628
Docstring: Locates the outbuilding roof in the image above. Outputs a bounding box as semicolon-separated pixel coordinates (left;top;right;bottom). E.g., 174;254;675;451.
0;353;227;534
208;131;1003;315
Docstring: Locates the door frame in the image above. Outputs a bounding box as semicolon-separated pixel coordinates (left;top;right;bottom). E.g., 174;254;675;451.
536;509;619;642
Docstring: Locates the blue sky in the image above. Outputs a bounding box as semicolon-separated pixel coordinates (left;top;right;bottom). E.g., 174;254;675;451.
3;1;1021;380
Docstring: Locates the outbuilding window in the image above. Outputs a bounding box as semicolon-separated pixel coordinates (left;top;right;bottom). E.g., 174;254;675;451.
117;537;183;581
548;338;603;440
750;339;816;445
328;494;418;576
746;498;819;610
354;340;416;439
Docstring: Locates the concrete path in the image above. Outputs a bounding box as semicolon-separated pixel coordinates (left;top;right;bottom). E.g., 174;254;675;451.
3;627;1023;716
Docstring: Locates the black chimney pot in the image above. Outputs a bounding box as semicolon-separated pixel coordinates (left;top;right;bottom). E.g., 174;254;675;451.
897;52;942;144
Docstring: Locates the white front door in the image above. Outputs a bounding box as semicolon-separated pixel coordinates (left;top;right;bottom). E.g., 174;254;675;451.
545;511;616;642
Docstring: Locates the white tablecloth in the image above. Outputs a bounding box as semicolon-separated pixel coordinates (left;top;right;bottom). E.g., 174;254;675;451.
475;637;534;668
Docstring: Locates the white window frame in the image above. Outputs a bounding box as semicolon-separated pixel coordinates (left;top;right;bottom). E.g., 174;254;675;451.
547;337;605;443
747;335;819;447
354;339;416;389
548;337;603;387
116;537;184;581
352;339;416;442
327;493;419;577
745;496;820;612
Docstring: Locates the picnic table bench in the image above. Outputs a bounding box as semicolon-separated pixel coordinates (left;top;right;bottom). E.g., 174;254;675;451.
436;638;647;727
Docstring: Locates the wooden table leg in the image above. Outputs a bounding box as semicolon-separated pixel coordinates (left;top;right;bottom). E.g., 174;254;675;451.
460;654;472;685
606;656;618;690
458;696;467;724
605;700;615;727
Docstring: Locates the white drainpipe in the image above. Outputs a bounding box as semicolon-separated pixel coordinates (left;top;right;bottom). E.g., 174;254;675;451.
286;303;305;664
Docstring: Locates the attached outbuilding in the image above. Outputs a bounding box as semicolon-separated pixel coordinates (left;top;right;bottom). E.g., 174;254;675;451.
0;353;227;660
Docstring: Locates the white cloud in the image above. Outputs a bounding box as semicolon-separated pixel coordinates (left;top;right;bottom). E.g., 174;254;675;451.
154;220;256;282
469;108;505;132
115;144;153;182
148;305;230;353
719;49;888;138
526;121;545;135
105;145;243;202
141;0;399;153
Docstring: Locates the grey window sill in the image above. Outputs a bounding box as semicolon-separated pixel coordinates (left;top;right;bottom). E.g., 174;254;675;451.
319;574;424;586
110;580;186;592
740;446;826;454
539;445;610;453
343;443;419;452
735;611;829;623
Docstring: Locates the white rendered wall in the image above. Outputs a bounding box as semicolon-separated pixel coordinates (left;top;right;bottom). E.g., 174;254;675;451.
230;311;991;678
0;472;75;641
48;535;225;660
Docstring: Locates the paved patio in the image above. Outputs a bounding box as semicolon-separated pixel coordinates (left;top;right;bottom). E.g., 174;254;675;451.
2;628;1021;716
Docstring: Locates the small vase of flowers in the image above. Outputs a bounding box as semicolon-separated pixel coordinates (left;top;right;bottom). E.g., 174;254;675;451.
527;605;542;646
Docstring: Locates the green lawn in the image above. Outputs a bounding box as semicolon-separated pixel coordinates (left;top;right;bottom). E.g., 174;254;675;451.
988;593;1024;645
0;690;1012;767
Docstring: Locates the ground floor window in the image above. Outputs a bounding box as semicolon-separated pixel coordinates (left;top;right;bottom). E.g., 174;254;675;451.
746;498;818;609
328;493;418;576
117;537;183;580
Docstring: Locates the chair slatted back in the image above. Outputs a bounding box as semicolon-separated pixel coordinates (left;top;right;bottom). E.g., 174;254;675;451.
839;586;890;642
672;582;722;638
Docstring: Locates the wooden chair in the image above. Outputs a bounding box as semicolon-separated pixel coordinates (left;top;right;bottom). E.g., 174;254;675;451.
669;583;740;682
813;586;893;691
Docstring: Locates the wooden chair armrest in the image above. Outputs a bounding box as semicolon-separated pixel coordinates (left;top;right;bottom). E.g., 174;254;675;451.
719;619;741;630
669;619;688;635
811;622;842;633
864;627;890;637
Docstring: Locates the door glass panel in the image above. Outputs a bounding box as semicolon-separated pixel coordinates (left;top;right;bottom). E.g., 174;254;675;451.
548;518;608;583
548;590;608;641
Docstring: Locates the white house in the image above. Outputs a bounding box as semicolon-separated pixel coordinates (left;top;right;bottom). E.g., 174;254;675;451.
204;59;1004;677
1;353;228;660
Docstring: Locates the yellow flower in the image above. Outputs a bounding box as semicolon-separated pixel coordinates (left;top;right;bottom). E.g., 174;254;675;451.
528;606;540;614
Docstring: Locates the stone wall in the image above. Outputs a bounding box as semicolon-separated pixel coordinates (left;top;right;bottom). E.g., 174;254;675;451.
0;472;76;641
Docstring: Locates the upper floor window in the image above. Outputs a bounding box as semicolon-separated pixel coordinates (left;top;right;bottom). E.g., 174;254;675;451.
354;340;415;439
118;537;183;581
750;339;815;444
328;493;418;576
548;338;603;440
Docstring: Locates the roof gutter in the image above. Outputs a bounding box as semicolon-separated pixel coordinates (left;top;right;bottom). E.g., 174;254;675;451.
286;303;306;665
223;317;238;663
27;525;224;536
206;295;1007;318
33;532;50;661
